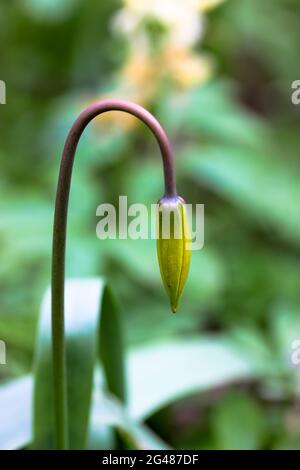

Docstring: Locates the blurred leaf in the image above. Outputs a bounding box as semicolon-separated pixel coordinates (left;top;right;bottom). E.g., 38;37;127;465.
0;336;263;450
230;327;277;377
225;0;300;84
48;96;130;169
159;82;269;147
32;278;126;449
90;383;170;450
183;145;300;244
106;238;225;303
273;435;300;451
125;161;164;205
268;303;300;394
270;304;300;365
127;336;260;421
0;195;52;264
0;195;53;357
106;239;159;285
22;0;79;22
211;391;265;450
0;377;32;450
0;375;168;450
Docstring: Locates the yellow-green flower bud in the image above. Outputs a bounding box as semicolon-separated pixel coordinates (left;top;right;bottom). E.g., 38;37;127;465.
156;196;191;313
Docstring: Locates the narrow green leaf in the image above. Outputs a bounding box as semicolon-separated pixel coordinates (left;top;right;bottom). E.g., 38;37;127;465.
32;278;126;449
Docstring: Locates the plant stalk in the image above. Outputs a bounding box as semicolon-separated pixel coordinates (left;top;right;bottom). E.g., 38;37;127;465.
51;99;176;449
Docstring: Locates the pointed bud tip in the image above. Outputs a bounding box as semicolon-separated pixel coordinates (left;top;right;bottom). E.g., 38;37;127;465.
171;300;178;313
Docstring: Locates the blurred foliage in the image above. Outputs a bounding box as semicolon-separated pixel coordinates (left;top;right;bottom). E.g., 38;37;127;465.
1;0;300;449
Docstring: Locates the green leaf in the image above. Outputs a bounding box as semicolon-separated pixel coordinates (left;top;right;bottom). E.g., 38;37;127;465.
159;82;269;147
0;375;169;450
90;384;170;450
22;0;79;22
183;145;300;245
32;278;126;449
2;336;260;450
127;337;259;421
106;239;225;304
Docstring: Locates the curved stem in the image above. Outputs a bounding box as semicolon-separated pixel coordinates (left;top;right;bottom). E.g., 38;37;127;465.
51;99;177;449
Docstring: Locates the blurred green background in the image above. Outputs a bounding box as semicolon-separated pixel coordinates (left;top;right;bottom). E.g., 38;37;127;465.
1;0;300;450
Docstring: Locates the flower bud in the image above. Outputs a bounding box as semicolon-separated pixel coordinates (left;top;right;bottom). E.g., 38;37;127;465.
156;196;191;313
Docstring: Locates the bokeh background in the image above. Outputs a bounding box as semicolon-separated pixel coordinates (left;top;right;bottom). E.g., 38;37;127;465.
1;0;300;450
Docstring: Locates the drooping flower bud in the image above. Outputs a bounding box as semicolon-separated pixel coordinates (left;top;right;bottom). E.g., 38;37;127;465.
156;196;191;313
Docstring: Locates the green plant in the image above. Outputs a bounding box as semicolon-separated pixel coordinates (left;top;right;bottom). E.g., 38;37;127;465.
50;99;190;449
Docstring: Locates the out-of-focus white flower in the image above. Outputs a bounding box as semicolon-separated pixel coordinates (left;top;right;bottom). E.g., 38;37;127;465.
93;0;225;130
169;7;204;48
124;0;198;20
113;0;204;47
112;9;138;35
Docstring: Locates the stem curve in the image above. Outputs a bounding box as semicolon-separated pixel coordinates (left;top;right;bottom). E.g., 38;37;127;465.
51;99;176;449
